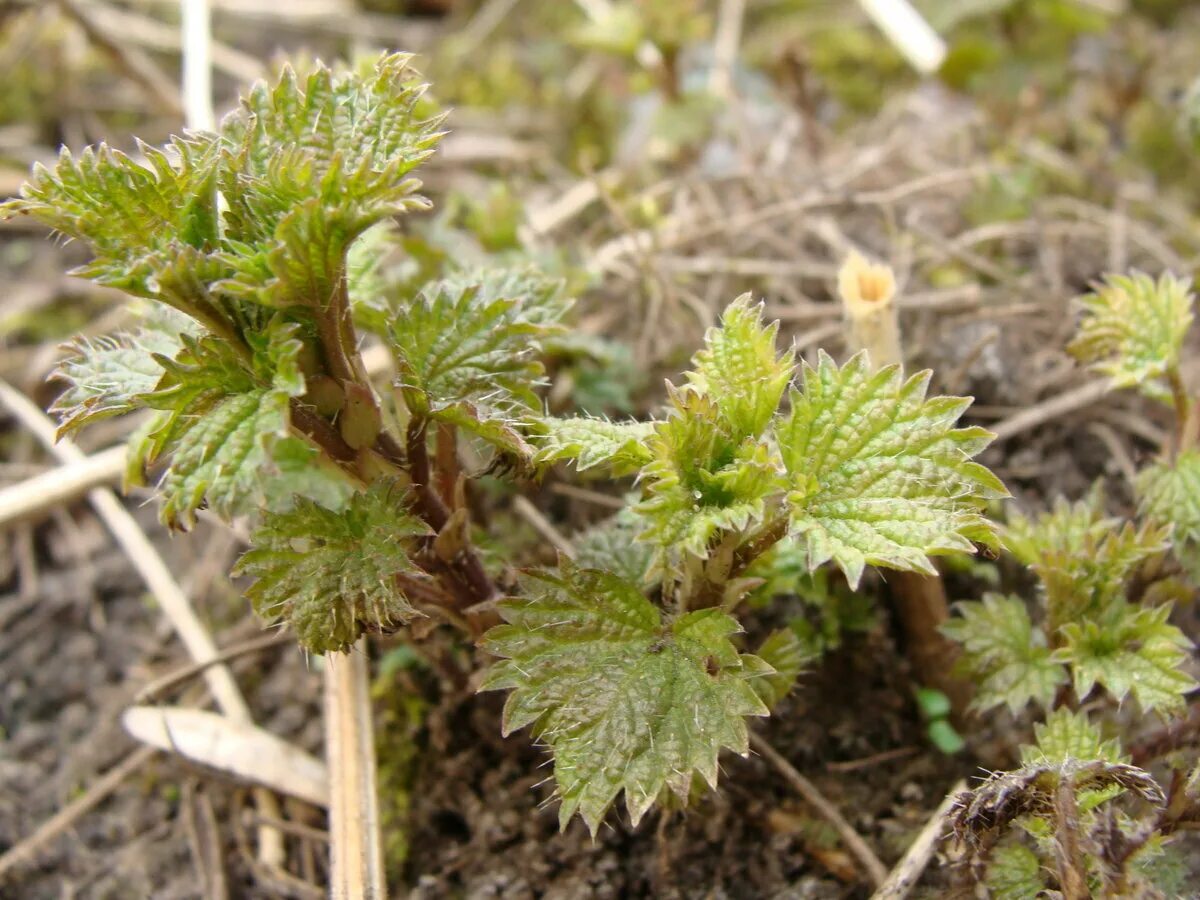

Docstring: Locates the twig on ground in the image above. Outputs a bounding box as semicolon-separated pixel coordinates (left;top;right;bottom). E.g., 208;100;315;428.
182;780;231;900
0;745;158;880
512;495;577;556
870;780;965;899
134;631;296;704
826;746;918;774
0;444;126;529
750;731;888;888
549;482;626;509
709;0;746;99
0;380;287;865
987;380;1110;444
56;0;184;119
181;0;214;131
122;705;329;808
858;0;946;74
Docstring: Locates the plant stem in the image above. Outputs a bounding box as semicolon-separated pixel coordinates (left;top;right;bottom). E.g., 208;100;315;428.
316;276;366;387
325;643;386;899
435;422;460;508
1052;776;1090;900
836;251;965;711
407;418;496;612
689;516;788;610
1167;366;1197;456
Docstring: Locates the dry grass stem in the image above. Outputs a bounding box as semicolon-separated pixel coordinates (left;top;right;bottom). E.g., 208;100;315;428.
325;644;386;899
122;705;330;808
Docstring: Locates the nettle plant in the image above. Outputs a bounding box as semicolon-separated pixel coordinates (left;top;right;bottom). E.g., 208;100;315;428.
5;55;1008;835
946;272;1200;897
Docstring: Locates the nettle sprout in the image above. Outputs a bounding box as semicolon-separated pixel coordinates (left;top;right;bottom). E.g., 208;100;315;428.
945;272;1200;896
4;55;1006;835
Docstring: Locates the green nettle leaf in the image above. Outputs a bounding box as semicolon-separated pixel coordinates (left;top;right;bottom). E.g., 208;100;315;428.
1002;488;1112;570
1021;708;1126;765
347;222;399;329
1137;450;1200;581
390;273;568;416
943;593;1065;713
1;137;220;297
533;417;655;474
215;56;444;309
158;388;292;528
261;436;355;514
236;481;431;653
134;327;309;528
1067;271;1194;400
779;352;1007;587
573;508;657;587
637;392;783;556
985;843;1046;900
428;401;534;458
1055;603;1197;715
1032;518;1171;628
50;324;185;435
685;295;794;439
750;628;811;709
481;562;769;834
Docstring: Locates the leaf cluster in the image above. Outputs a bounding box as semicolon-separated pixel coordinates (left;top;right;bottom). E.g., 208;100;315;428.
4;54;444;532
499;295;1005;831
946;495;1195;715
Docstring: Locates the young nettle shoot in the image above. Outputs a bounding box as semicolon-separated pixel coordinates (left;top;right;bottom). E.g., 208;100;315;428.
945;272;1200;896
4;55;1007;835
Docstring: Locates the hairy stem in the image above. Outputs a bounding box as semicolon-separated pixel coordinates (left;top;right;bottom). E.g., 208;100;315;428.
435;422;459;508
316;276;365;387
407;418;496;614
290;401;360;468
689;515;788;610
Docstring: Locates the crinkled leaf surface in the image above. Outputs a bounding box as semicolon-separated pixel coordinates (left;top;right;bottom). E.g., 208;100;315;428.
779;351;1006;587
236;481;430;653
1006;495;1171;627
1021;708;1125;765
136;326;308;528
1137;450;1200;581
158;388;292;528
573;508;657;587
943;593;1065;713
1;137;220;298
215;55;443;309
985;844;1045;900
481;562;769;833
1002;489;1113;569
1067;271;1194;400
636;395;783;556
685;295;794;439
391;271;568;415
534;417;655;475
51;312;192;435
1056;603;1197;715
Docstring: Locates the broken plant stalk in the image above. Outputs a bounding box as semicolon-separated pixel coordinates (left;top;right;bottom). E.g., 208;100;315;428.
836;251;969;713
325;644;386;899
